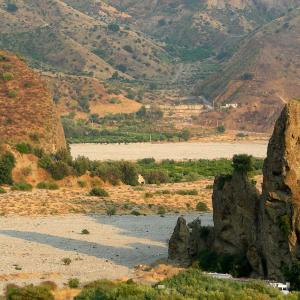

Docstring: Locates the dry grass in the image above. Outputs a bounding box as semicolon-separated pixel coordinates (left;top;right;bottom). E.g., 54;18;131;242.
0;180;213;216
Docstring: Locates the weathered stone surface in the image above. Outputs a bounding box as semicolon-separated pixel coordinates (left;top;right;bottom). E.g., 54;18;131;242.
212;171;260;257
168;100;300;281
260;100;300;280
168;217;190;262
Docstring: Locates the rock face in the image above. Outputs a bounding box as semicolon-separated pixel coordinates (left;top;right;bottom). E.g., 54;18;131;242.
0;50;66;152
168;100;300;281
168;217;190;262
260;100;300;280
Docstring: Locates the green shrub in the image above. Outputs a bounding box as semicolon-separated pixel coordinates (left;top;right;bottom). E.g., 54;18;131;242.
36;182;59;190
108;23;120;32
33;147;45;158
89;187;109;197
78;180;87;188
7;90;17;98
0;152;15;185
38;155;52;169
143;170;169;184
0;187;6;194
197;250;252;278
119;161;138;186
48;161;70;180
62;258;72;265
232;154;253;173
176;189;198;196
158;206;166;215
16;142;32;154
11;182;33;191
6;284;54;300
216;125;225;133
106;206;116;216
196;202;209;212
2;72;13;81
131;210;141;216
73;156;90;176
68;278;80;288
6;3;18;13
241;72;254;80
81;229;90;235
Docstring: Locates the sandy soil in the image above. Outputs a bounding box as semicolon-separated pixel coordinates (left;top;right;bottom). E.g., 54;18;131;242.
0;213;213;293
0;180;213;216
71;141;267;161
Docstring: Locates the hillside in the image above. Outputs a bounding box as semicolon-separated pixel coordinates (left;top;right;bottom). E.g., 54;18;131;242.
0;50;66;152
196;8;300;132
0;0;171;81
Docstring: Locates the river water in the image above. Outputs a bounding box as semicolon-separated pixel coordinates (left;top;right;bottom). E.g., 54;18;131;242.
71;141;268;161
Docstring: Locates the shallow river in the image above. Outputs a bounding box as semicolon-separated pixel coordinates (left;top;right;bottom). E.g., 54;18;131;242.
71;141;268;161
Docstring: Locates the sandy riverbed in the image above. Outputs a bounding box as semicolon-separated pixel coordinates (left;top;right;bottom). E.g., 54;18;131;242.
0;213;212;292
71;142;268;161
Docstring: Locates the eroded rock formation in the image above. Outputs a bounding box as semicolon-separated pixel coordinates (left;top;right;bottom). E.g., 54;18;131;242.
168;100;300;281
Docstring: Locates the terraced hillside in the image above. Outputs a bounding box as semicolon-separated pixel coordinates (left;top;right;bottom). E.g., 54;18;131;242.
0;50;66;152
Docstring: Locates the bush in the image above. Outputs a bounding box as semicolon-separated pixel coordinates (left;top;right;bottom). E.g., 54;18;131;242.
143;170;169;184
38;155;52;169
6;284;54;300
0;187;6;193
119;161;138;186
0;152;15;185
89;187;109;197
131;210;141;216
81;229;90;235
278;214;291;235
158;206;166;215
216;125;225;133
68;278;80;288
48;161;70;180
62;258;72;265
16;142;32;154
36;182;59;190
2;72;13;81
108;23;120;32
176;189;198;196
11;182;33;191
123;45;133;53
196;202;209;212
232;154;253;173
197;250;252;278
106;206;116;216
6;3;18;13
241;72;254;80
7;89;17;98
73;156;90;176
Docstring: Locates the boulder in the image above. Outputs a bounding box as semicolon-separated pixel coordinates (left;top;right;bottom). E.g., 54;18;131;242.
168;217;190;262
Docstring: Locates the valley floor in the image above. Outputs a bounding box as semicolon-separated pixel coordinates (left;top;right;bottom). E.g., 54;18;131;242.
0;213;213;294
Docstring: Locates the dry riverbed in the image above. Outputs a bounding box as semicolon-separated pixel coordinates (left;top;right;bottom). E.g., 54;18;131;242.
0;213;213;293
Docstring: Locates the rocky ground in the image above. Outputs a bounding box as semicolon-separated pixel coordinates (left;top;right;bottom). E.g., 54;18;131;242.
0;213;213;294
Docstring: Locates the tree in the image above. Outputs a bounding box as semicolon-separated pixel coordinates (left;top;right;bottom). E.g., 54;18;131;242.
6;3;18;13
232;154;253;174
108;23;120;32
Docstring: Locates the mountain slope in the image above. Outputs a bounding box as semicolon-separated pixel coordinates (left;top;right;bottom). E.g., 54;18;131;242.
0;0;171;80
196;8;300;132
0;50;66;152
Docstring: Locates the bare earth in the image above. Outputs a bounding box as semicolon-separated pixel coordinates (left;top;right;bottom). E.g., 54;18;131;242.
71;142;268;161
0;213;213;293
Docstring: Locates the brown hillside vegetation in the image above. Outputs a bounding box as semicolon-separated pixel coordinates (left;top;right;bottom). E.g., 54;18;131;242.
197;8;300;132
0;50;66;152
